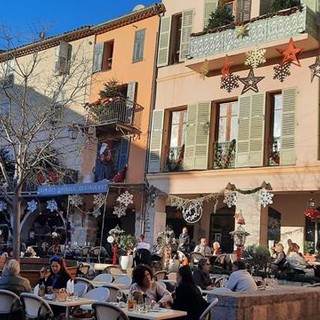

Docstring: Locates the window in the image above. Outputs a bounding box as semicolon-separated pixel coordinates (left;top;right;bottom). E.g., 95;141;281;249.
50;90;65;125
0;59;15;88
166;109;187;171
55;41;72;75
213;100;238;169
236;0;251;22
133;29;145;63
92;40;114;73
169;14;182;65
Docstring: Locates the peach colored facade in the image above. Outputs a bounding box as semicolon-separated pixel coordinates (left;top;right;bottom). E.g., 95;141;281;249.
147;0;320;253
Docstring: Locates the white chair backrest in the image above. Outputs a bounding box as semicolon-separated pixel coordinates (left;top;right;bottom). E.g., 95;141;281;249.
84;287;110;301
102;284;121;302
113;275;132;289
20;293;53;319
74;282;88;297
33;284;39;295
93;301;129;320
74;277;94;291
0;289;21;313
157;281;167;289
109;267;124;275
94;273;113;283
154;270;167;280
199;298;219;320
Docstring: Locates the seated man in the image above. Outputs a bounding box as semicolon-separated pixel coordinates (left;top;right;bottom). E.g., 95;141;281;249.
225;260;257;292
194;238;212;256
192;258;213;290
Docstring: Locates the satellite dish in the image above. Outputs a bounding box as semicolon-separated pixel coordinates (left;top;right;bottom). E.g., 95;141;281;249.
133;4;145;11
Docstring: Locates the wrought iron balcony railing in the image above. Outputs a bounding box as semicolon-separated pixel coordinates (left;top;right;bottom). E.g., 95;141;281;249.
188;6;317;61
165;145;184;172
268;137;280;166
213;140;236;169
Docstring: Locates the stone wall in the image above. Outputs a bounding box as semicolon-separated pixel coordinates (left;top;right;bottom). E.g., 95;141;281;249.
208;286;320;320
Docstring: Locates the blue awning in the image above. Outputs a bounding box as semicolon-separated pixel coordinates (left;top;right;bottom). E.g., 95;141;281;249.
37;180;109;196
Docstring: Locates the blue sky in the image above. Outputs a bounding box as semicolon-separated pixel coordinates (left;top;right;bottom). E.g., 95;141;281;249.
0;0;157;47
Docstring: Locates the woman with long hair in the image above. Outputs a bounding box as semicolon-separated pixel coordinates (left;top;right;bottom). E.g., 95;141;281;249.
172;265;208;320
45;256;71;291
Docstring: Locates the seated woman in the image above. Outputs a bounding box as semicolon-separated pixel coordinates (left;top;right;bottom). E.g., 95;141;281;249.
192;258;213;290
45;256;71;292
130;264;173;308
172;265;208;320
270;243;287;272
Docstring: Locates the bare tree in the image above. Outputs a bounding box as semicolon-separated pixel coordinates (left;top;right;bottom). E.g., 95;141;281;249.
0;29;93;260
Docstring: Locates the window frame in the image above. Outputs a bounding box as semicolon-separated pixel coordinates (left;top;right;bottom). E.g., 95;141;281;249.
132;29;146;63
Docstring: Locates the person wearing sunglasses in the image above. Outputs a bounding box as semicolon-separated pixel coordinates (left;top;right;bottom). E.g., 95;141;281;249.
192;258;213;290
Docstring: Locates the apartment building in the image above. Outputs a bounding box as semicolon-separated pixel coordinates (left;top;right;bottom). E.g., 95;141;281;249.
147;0;320;253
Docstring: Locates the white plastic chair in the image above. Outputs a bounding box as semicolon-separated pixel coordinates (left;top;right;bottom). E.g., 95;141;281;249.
0;289;22;317
80;287;110;311
199;298;219;320
20;292;54;320
93;301;129;320
93;273;113;283
101;284;122;302
74;277;94;291
113;274;132;289
74;282;88;297
158;281;167;289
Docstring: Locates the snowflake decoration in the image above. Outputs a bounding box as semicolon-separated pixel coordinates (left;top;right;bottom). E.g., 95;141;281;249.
92;209;101;218
113;205;127;218
69;194;83;207
223;190;237;208
220;74;240;93
182;201;203;224
46;200;58;212
27;200;37;213
0;200;7;212
259;189;274;207
93;193;106;209
244;48;266;69
117;190;134;207
273;63;291;82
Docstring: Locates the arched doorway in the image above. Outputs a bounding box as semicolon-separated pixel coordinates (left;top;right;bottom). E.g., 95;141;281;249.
209;207;235;253
268;208;281;246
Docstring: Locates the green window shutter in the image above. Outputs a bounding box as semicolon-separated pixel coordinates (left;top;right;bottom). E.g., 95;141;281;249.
92;43;104;73
157;17;171;67
304;0;319;12
249;93;265;167
133;29;145;63
236;96;251;167
126;81;137;123
179;9;194;62
184;102;210;170
236;93;265;167
203;0;218;29
280;88;296;165
148;110;164;173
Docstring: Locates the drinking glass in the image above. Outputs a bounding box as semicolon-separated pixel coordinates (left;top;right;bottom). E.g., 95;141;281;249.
144;297;151;312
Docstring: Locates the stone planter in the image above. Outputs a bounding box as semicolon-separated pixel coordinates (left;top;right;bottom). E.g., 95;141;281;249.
120;255;133;270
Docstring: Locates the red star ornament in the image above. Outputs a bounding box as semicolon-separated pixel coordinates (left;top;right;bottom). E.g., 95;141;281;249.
277;37;303;67
221;55;233;78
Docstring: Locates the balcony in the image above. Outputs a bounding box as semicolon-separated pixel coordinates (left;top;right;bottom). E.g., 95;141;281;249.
213;140;236;169
86;96;143;138
186;6;319;73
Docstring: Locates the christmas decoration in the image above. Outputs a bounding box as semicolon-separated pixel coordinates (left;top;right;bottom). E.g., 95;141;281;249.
69;194;83;207
113;204;127;218
309;56;320;82
235;24;250;38
220;74;240;93
221;56;233;78
304;208;320;221
244;48;266;69
223;190;237;208
117;190;134;207
273;63;291;82
277;37;303;67
235;211;245;225
200;59;209;79
239;68;265;95
27;200;37;213
46;200;58;212
182;201;203;224
93;193;106;208
92;209;101;218
259;189;274;207
0;200;7;212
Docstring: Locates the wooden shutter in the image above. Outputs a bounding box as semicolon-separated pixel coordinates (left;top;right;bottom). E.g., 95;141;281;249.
126;81;137;123
179;9;194;62
92;43;104;73
280;88;296;165
148;110;164;173
157;17;171;67
304;0;319;12
55;41;72;75
184;102;210;170
203;0;218;29
133;29;145;62
236;0;251;22
117;138;130;172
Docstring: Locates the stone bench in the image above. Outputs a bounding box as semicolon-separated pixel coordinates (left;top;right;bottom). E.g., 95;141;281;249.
207;285;320;320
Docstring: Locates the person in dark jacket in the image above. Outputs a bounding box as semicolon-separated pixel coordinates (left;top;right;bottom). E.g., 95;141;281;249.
45;256;71;292
172;265;208;320
192;258;213;290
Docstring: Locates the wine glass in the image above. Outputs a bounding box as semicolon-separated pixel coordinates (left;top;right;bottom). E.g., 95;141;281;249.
117;290;123;303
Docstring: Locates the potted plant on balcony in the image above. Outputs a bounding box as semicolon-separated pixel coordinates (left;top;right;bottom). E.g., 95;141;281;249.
271;0;301;12
206;4;234;31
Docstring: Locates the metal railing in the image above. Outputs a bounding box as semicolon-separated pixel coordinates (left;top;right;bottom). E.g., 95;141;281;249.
213;140;236;169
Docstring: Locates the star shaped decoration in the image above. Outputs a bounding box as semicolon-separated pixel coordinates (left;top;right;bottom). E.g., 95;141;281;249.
235;24;250;38
239;68;265;95
277;37;303;66
309;56;320;82
221;55;233;78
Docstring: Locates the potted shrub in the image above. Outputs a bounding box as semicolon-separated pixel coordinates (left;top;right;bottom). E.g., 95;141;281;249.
243;244;271;276
118;233;136;270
